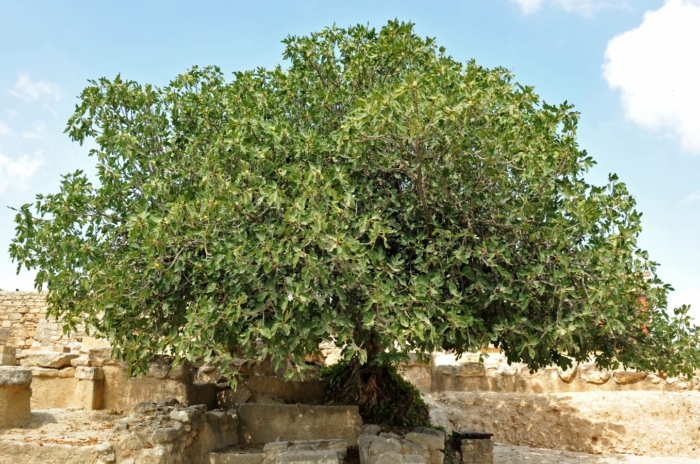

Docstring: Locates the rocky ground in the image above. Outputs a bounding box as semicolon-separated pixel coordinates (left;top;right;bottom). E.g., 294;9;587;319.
426;391;700;459
495;444;700;463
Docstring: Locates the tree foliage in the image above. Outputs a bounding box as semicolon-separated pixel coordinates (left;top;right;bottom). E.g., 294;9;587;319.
9;21;700;380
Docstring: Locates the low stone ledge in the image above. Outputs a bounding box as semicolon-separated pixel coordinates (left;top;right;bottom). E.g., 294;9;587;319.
263;440;348;464
19;352;79;369
75;366;104;380
0;367;32;428
0;366;32;387
238;404;361;446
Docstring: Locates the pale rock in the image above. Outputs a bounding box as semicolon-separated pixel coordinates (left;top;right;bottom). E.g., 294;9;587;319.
613;371;647;385
70;357;91;367
580;366;611;385
429;450;444;464
88;348;113;367
361;424;382;436
455;363;485;378
276;450;342;464
151;427;179;444
57;367;76;378
75;366;105;380
30;366;58;378
22;351;79;368
405;428;445;451
119;432;146;451
372;452;404;464
133;401;159;414
147;362;170;379
169;409;192;422
0;366;32;386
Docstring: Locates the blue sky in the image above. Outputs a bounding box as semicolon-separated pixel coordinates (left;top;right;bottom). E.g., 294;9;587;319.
1;0;699;317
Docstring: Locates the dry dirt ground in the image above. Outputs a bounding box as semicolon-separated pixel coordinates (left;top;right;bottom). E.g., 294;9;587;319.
495;444;700;463
427;391;700;460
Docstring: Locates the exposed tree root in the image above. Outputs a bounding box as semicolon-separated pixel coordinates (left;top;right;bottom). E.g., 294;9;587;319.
321;359;431;427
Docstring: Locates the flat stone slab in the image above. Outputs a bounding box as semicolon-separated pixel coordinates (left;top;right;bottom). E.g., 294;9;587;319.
0;366;32;387
238;404;362;446
20;352;79;369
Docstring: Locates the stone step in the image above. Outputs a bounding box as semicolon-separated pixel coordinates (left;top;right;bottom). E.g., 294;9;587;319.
208;449;265;464
237;403;362;446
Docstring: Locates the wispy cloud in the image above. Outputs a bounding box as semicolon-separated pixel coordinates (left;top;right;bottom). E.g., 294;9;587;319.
0;122;11;136
603;0;700;154
0;151;43;194
511;0;629;15
21;121;46;141
683;190;700;204
7;73;61;102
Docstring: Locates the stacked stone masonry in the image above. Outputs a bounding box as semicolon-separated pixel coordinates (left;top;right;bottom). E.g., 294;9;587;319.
457;438;494;464
358;425;445;464
0;291;87;351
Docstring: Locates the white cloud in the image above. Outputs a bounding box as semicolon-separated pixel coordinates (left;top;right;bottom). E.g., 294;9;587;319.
603;0;700;154
7;73;61;102
683;190;700;203
0;151;43;193
511;0;628;15
21;121;46;141
0;122;11;136
512;0;544;14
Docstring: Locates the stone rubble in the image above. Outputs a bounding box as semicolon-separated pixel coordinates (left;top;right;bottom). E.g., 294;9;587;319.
359;425;445;464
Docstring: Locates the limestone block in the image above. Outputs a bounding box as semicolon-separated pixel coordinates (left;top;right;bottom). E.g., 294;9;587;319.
119;431;147;451
22;351;79;368
371;453;403;464
217;387;252;409
276;450;343;464
238;404;362;446
429;450;444;464
168;362;191;381
455;363;485;378
75;366;105;380
210;451;265;464
0;366;32;428
134;401;159;414
0;366;32;387
405;428;445;450
151;426;179;444
58;367;76;378
147;362;170;379
361;424;382;436
613;371;647;385
88;348;113;367
579;366;611;385
30;367;58;377
0;353;17;366
0;346;17;355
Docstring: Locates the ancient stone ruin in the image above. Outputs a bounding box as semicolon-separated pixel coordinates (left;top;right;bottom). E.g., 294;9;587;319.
1;291;699;463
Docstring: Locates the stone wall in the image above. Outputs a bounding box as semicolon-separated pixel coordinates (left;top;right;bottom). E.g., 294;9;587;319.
0;291;86;351
401;352;700;394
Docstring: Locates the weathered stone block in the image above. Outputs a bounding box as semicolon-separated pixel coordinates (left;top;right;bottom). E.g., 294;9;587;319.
0;366;32;387
613;371;647;385
209;451;265;464
21;351;79;368
75;366;104;380
275;450;343;464
0;366;32;427
238;404;362;446
405;428;445;450
579;366;611;385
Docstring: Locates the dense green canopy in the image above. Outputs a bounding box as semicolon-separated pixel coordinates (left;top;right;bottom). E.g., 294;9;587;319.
10;21;700;380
